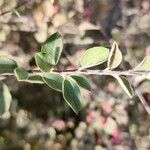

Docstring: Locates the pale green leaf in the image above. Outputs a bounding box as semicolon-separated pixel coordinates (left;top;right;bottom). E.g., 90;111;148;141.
80;47;109;68
0;82;12;115
134;56;150;71
13;9;20;17
107;41;122;69
41;32;63;65
35;52;52;72
14;68;28;81
62;77;81;114
0;57;17;74
43;72;64;92
70;74;91;90
114;75;134;98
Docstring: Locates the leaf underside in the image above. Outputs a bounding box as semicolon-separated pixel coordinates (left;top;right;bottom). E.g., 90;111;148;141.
134;56;150;71
107;41;122;69
80;47;109;68
0;82;12;115
114;75;134;98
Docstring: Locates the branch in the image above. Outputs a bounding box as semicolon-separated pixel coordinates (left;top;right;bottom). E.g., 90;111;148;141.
136;89;150;116
50;69;149;77
1;68;150;115
0;69;150;77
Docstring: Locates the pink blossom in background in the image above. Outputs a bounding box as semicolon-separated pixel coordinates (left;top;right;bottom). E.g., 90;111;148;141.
101;102;112;114
99;116;106;126
86;111;97;124
111;129;121;145
52;120;66;131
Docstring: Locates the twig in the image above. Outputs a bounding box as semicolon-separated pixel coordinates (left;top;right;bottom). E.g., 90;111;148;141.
136;89;150;116
0;0;30;17
0;69;150;77
1;68;150;115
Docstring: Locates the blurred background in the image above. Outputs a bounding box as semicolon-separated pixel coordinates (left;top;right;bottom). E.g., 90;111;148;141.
0;0;150;149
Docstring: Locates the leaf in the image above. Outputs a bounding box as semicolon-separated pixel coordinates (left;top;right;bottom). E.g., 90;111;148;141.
13;9;20;17
14;68;28;81
41;32;63;65
35;52;52;72
107;41;122;69
62;77;81;114
114;75;134;98
134;56;150;71
70;74;91;91
0;82;12;115
43;72;64;92
80;47;109;68
27;74;44;84
0;57;17;74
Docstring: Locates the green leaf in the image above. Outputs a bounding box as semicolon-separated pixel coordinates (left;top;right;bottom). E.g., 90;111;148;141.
43;72;64;92
0;57;17;74
107;41;122;69
80;47;109;68
62;77;81;114
0;82;12;115
70;74;91;91
134;56;150;71
35;52;52;72
27;74;44;84
41;32;63;65
114;75;134;98
14;68;28;81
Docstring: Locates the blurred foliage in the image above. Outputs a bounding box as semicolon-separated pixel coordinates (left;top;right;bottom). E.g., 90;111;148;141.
0;0;150;149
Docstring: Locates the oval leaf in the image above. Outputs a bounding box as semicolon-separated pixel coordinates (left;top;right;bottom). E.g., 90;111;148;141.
62;77;81;114
70;74;91;91
27;74;44;84
80;47;109;68
114;75;134;98
43;72;64;92
134;56;150;71
0;57;17;74
0;82;12;115
35;52;52;72
14;68;28;81
107;41;122;69
41;32;63;65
